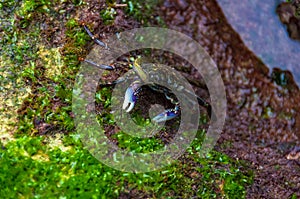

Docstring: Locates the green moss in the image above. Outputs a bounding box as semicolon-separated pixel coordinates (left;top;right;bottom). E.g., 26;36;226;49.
290;193;298;199
1;0;253;198
100;7;117;25
112;132;164;153
271;69;288;87
0;134;253;198
0;0;91;137
120;0;165;26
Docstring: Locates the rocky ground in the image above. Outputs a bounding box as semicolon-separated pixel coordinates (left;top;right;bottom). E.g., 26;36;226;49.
157;0;300;198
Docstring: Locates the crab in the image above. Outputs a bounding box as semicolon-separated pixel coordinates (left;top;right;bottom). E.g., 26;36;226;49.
82;24;212;123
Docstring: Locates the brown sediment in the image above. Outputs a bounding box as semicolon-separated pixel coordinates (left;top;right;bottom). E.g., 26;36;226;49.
158;0;300;198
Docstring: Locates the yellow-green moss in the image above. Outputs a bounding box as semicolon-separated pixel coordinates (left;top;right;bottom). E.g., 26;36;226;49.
37;46;64;81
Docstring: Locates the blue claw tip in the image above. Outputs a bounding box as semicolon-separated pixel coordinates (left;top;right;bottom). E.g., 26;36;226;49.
152;109;178;123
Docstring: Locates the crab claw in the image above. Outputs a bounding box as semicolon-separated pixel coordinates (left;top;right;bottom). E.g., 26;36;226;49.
152;108;179;123
122;86;138;112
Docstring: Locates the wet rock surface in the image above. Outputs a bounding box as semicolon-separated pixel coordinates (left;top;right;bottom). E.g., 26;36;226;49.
216;0;300;86
158;0;300;198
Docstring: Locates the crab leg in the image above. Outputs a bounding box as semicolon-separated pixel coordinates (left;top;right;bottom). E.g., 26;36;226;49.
83;24;108;48
84;59;114;70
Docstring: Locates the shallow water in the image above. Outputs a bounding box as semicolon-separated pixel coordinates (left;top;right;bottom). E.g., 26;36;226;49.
216;0;300;85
